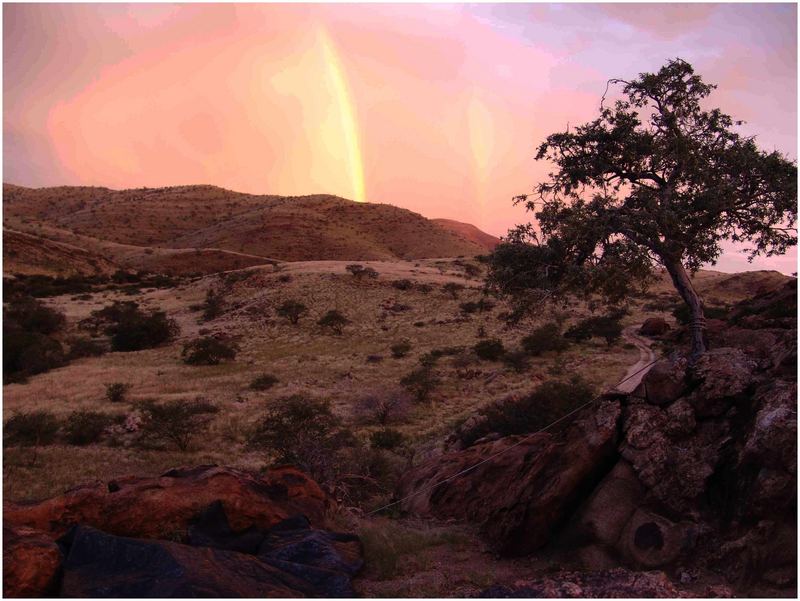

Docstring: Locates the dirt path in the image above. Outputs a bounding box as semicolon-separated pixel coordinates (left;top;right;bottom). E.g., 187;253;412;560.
614;324;657;393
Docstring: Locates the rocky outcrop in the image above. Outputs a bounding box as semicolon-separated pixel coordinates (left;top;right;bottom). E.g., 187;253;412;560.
479;568;698;598
4;465;328;539
633;357;687;405
3;526;63;598
396;400;622;556
639;318;671;337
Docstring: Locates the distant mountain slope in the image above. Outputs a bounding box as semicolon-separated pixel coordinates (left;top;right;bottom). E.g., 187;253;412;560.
3;184;492;265
3;229;118;277
432;219;501;251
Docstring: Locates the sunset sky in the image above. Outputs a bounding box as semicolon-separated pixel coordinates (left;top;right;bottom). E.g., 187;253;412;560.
4;3;797;273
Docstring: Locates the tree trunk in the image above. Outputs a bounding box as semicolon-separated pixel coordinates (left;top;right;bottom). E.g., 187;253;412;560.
663;257;707;361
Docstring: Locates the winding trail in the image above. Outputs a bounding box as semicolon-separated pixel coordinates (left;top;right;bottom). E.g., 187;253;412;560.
614;324;657;393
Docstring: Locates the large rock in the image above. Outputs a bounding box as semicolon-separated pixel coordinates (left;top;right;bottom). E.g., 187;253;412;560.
633;357;687;406
396;400;621;556
4;465;329;539
3;525;63;598
688;348;757;417
639;318;671;337
59;524;358;598
479;568;690;598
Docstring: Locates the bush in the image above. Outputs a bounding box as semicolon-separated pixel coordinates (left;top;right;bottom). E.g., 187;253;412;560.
106;382;131;403
354;389;412;425
94;302;178;352
565;315;623;346
182;337;238;365
390;341;412;358
202;288;225;321
391;279;413;291
474;339;505;361
400;366;440;403
522;322;569;356
419;346;464;367
318;310;349;335
5;297;65;334
63;410;113;445
458;378;594;447
346;264;379;280
460;301;480;314
249;395;354;483
276;300;308;325
416;283;433;294
250;374;279;391
138;398;219;451
672;303;728;324
67;337;106;360
502;349;531;372
3;327;65;383
370;428;405;451
442;282;464;299
4;411;60;447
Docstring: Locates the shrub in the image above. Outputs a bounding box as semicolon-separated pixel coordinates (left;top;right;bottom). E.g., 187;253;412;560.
522;322;569;356
202;288;225;321
502;349;531;372
276;300;308;325
474;339;505;361
346;264;378;280
106;382;131;403
400;366;440;403
458;378;594;446
442;282;464;299
318;310;349;335
673;303;728;324
67;337;106;360
460;301;480;314
354;389;412;425
250;374;279;391
370;428;405;451
4;297;65;334
4;411;60;447
3;326;65;383
182;337;238;365
63;410;113;445
138;398;219;451
390;341;412;358
249;395;354;483
565;315;623;346
94;302;178;352
416;283;433;294
391;279;413;291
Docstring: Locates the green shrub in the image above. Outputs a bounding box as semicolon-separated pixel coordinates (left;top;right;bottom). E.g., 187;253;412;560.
400;366;440;403
460;301;480;314
318;310;350;335
370;428;405;451
202;288;225;321
672;303;728;324
4;411;60;447
565;315;623;346
106;382;131;403
522;322;569;356
276;300;308;325
502;349;531;372
67;337;106;360
391;279;413;291
138;398;219;451
250;374;279;390
390;342;412;358
94;301;178;352
64;411;113;445
3;327;65;383
346;264;378;279
474;339;505;361
442;282;464;299
354;389;412;425
182;337;238;365
459;378;594;446
4;297;65;334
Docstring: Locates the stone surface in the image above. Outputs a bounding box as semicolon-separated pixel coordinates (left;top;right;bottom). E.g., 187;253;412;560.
4;465;329;540
688;348;756;417
397;401;621;556
633;357;687;406
3;525;63;598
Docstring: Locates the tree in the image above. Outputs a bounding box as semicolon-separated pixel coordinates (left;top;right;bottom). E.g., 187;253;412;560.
276;300;308;325
488;59;796;359
317;310;350;335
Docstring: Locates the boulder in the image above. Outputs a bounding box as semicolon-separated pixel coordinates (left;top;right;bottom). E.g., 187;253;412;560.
639;318;671;337
4;465;329;540
3;525;63;598
396;400;621;556
633;357;687;406
479;568;688;598
688;348;756;417
58;525;357;598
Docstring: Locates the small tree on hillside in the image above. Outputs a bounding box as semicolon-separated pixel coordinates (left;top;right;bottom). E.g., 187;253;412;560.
488;59;797;359
276;300;308;325
318;310;350;335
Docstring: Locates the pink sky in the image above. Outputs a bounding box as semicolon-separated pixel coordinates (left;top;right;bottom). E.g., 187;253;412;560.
3;3;797;274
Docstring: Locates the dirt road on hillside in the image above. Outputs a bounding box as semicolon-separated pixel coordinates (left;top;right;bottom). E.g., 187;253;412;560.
615;325;657;393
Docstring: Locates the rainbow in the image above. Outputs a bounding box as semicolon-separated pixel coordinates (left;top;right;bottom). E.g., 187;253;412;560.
318;29;366;203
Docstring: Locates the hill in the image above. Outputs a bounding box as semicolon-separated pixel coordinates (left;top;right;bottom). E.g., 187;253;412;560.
3;184;494;274
431;218;501;251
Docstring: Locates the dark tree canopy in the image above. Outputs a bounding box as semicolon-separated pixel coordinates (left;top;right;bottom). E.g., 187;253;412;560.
488;59;797;358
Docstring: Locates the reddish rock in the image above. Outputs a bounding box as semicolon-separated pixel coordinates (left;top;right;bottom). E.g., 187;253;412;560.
4;465;329;540
634;357;687;406
639;318;671;337
479;568;689;598
3;525;63;598
688;348;757;417
396;401;621;556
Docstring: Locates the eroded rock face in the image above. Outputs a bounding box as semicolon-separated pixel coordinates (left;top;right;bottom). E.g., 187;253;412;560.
688;348;757;417
479;568;692;598
397;400;622;556
4;465;329;539
639;318;671;337
3;526;63;598
633;357;687;406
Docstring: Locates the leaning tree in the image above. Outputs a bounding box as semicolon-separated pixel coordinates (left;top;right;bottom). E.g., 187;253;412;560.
488;59;797;359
